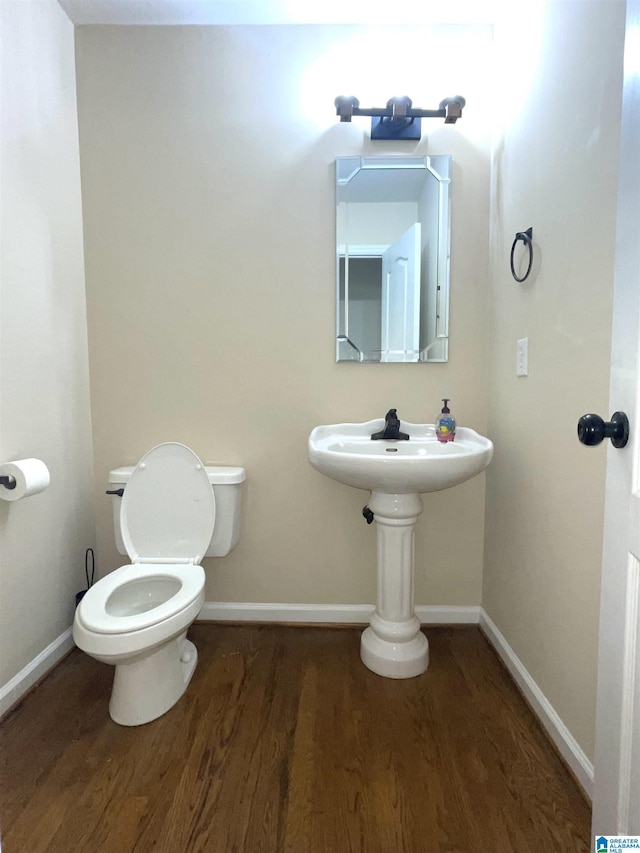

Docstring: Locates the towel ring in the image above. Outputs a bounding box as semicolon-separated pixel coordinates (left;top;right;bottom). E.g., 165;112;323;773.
510;227;533;282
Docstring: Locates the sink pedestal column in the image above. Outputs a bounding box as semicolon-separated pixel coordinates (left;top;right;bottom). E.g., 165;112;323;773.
360;492;429;679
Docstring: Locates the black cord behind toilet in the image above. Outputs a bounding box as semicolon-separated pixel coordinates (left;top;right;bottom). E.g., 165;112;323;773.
75;548;95;607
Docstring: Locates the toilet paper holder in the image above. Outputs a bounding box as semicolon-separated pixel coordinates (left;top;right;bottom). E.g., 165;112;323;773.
0;458;50;501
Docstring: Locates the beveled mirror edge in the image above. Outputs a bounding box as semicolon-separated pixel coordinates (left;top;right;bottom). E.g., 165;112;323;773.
335;154;452;364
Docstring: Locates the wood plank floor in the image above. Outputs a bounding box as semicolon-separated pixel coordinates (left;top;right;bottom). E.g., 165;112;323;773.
0;625;591;852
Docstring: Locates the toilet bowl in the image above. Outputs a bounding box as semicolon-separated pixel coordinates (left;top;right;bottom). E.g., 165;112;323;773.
73;442;245;726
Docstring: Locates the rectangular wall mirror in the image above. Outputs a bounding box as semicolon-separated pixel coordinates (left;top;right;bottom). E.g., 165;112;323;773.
336;155;451;363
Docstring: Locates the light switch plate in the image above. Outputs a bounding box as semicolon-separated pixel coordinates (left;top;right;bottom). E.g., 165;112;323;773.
517;338;528;376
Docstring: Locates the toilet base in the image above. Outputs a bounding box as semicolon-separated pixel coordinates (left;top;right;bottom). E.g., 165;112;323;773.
109;636;198;726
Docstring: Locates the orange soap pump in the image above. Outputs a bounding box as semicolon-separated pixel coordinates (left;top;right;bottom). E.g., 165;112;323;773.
435;398;456;443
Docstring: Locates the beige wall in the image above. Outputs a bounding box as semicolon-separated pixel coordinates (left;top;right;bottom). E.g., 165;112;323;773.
484;1;625;762
0;1;95;687
1;0;627;773
75;24;493;608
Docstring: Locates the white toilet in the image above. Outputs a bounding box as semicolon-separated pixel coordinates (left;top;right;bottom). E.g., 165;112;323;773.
73;442;245;726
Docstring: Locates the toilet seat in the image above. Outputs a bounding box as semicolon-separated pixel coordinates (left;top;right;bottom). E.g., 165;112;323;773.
77;443;214;637
121;442;215;565
77;563;204;635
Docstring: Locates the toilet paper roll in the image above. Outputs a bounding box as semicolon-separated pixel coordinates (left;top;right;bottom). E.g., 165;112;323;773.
0;458;50;501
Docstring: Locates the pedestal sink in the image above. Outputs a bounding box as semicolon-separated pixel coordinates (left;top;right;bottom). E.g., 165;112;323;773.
308;418;493;679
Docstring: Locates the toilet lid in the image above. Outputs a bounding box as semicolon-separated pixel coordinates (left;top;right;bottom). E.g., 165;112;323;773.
121;443;215;563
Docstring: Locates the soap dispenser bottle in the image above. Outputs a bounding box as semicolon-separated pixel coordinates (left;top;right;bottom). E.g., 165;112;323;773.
435;398;456;443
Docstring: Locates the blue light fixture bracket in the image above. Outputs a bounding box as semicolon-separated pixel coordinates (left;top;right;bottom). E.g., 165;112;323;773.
371;116;421;141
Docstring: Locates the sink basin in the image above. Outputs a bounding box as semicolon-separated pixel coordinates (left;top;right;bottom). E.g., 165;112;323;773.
308;419;493;494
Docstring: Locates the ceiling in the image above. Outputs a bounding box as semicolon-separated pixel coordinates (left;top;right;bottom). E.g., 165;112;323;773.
57;0;499;26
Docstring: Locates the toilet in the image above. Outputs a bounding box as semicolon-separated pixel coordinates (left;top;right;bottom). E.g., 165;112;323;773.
73;442;245;726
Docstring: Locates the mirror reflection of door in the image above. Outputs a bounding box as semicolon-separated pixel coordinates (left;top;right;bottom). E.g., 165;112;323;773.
336;156;451;364
381;223;421;362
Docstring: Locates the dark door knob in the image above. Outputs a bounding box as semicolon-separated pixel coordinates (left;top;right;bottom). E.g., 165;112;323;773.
577;411;629;448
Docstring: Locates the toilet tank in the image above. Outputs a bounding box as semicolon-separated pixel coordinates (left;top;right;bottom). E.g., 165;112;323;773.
108;464;245;558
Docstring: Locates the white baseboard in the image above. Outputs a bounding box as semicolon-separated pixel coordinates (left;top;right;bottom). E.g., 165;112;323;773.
0;627;75;719
197;602;481;625
417;605;481;624
479;608;594;800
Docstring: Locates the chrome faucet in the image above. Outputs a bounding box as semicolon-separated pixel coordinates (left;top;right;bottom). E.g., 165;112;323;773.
371;409;410;441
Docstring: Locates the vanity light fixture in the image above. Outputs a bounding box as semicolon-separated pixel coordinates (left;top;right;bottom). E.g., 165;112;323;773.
334;95;465;140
